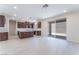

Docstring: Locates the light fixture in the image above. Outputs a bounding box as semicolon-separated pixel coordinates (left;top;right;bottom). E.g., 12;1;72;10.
13;6;17;9
42;4;49;8
64;10;67;13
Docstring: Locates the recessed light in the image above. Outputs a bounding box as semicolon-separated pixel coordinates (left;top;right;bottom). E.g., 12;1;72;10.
64;10;67;13
14;6;17;9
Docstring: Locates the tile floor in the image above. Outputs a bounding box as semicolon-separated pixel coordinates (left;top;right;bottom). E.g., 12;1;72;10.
0;36;79;55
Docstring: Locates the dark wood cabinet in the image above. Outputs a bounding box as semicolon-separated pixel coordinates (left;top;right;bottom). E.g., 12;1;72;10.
25;22;34;28
25;22;29;28
31;23;34;28
36;31;41;36
37;22;41;28
17;22;26;28
18;31;33;39
0;32;8;41
34;31;41;36
18;22;34;28
0;15;5;27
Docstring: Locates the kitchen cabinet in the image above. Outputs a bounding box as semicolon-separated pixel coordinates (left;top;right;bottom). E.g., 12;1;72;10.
0;15;5;27
37;22;41;28
18;22;34;28
0;32;8;41
18;31;33;39
34;31;41;36
17;22;26;28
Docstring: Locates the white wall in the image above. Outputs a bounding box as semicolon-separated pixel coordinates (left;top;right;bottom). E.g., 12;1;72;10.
67;13;79;43
41;12;79;43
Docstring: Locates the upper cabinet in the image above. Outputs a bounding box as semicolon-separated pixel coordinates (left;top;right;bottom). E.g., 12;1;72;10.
0;15;5;27
37;22;41;28
17;22;26;28
25;22;34;28
31;23;34;28
17;22;34;28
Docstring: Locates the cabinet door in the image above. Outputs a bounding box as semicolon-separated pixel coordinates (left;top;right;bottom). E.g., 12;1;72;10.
3;32;8;40
18;22;26;28
0;15;5;27
31;23;34;28
0;32;8;41
1;32;8;41
37;22;41;28
37;31;41;36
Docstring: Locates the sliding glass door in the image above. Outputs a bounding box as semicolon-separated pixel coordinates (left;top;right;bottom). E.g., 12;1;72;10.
56;19;66;39
49;18;66;39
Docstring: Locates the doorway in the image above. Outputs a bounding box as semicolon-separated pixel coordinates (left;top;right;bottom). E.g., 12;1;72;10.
9;20;16;36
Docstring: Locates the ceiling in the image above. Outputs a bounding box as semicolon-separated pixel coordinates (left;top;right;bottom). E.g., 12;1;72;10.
0;4;79;20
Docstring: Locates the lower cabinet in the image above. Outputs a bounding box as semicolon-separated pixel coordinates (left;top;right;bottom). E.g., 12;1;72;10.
34;31;41;36
18;31;34;39
37;31;41;36
0;32;8;41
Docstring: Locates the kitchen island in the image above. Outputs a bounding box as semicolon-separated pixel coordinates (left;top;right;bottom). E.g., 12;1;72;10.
17;29;34;39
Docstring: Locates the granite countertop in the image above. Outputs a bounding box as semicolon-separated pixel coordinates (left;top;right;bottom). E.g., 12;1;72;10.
0;28;8;32
17;28;34;32
17;28;41;32
33;29;41;31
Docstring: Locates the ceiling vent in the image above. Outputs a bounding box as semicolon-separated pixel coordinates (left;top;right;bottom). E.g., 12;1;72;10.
42;4;48;8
